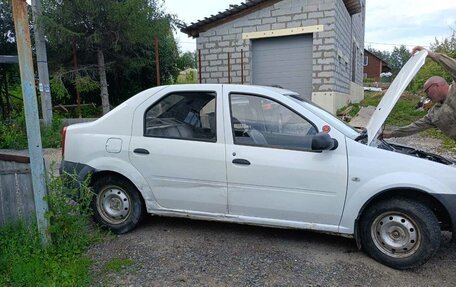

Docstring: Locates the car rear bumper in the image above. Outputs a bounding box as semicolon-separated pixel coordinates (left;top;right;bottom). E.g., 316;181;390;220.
60;160;96;184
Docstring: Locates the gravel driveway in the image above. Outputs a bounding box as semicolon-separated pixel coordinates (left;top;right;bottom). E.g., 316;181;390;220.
88;217;456;287
86;135;456;287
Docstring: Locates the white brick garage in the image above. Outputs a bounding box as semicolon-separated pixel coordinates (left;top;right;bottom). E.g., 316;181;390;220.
181;0;366;113
251;34;313;99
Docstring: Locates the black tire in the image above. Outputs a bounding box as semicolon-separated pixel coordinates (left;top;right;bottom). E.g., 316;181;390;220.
91;175;145;234
359;198;441;269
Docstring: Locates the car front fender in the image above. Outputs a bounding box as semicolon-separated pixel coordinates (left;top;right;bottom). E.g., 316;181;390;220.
338;171;453;234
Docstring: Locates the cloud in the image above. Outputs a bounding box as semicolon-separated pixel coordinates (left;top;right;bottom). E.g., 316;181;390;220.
366;0;456;51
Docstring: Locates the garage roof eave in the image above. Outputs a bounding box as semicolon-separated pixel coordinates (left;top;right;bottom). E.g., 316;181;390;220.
180;0;280;38
343;0;362;15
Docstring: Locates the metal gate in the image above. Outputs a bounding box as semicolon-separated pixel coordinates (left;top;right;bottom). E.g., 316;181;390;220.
252;34;313;99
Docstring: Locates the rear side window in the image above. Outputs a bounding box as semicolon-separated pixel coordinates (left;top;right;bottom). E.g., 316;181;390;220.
144;92;216;142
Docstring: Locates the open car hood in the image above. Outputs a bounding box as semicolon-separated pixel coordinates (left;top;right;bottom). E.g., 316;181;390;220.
366;50;428;145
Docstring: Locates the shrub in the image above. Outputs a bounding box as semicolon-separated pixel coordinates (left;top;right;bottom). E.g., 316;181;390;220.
0;112;64;149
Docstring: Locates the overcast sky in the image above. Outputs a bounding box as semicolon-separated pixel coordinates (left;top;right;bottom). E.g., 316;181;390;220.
164;0;456;53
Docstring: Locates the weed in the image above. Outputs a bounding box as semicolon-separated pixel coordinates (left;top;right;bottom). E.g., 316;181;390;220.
40;116;64;149
424;129;456;150
0;173;106;286
359;91;383;106
0;111;28;149
386;98;427;126
176;69;198;84
339;91;426;126
0;112;64;149
104;258;134;273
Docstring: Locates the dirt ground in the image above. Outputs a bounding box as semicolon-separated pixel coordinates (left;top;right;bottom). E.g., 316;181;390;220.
88;217;456;287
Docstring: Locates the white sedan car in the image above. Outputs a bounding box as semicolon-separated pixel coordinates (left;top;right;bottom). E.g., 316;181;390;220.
61;51;456;269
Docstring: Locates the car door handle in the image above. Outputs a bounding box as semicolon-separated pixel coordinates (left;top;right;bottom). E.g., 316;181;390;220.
232;158;251;166
133;148;150;155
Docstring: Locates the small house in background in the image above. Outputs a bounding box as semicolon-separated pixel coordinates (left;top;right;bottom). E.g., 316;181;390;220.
181;0;366;114
363;49;391;82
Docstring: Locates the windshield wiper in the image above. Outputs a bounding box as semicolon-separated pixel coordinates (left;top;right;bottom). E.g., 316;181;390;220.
355;128;368;142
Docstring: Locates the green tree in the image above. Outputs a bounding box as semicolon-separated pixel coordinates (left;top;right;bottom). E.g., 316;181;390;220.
0;0;21;119
177;51;197;70
388;45;412;76
366;46;390;64
0;0;16;56
432;31;456;58
410;32;456;93
367;45;411;76
42;0;179;113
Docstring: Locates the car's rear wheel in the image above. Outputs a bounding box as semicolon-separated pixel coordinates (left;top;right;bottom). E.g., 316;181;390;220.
91;176;144;234
359;198;441;269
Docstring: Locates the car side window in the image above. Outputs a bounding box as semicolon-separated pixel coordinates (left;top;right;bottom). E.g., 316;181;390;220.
144;92;216;142
230;94;317;150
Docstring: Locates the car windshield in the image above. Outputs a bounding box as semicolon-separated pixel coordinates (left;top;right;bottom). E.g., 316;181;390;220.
287;95;360;139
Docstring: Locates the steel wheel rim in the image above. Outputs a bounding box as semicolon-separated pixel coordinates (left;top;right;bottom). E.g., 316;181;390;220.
97;185;131;225
371;211;421;258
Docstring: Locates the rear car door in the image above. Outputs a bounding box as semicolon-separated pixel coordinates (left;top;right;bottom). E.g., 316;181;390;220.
129;85;227;213
223;86;348;226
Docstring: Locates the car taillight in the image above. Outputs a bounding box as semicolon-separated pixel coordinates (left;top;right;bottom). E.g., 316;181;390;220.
62;126;67;159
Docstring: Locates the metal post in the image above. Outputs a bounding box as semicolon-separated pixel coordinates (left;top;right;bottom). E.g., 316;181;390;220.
228;52;231;84
72;39;82;118
12;0;50;245
155;36;160;86
198;49;202;84
241;49;244;85
31;0;53;127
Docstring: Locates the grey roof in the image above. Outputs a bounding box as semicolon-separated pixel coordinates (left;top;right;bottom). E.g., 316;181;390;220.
180;0;362;38
180;0;273;38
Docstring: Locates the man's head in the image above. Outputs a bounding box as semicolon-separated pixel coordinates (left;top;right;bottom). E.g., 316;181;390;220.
423;76;449;103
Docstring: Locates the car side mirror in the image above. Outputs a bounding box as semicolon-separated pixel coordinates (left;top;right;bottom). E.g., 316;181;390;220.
311;132;338;151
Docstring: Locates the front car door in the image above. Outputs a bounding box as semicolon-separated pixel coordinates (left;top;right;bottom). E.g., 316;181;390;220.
129;85;227;214
222;86;348;229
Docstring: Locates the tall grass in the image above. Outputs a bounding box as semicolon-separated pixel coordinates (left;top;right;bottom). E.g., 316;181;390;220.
0;173;105;286
0;112;63;149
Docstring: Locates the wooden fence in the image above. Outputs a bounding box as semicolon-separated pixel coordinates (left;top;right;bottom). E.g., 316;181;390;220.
0;153;36;226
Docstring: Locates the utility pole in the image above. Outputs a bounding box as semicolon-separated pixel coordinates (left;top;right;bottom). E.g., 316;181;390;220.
31;0;53;126
12;0;50;245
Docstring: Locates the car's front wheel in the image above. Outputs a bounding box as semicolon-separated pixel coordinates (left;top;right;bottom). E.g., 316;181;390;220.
91;175;144;234
360;198;441;269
